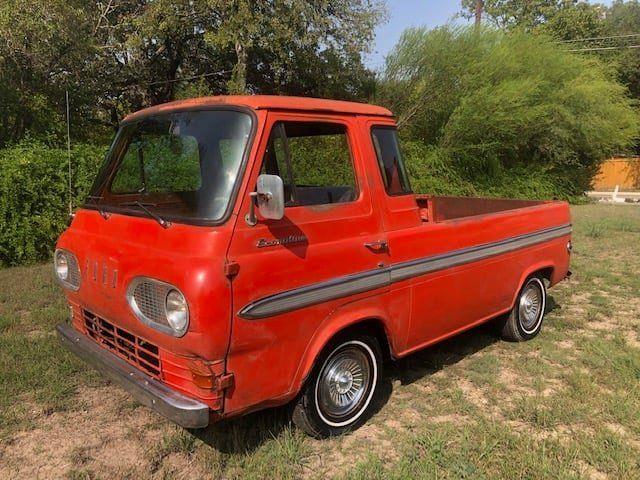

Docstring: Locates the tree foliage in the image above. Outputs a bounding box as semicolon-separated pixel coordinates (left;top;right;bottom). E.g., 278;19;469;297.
0;1;97;146
205;0;385;96
460;0;605;39
0;0;385;146
603;1;640;101
378;26;640;198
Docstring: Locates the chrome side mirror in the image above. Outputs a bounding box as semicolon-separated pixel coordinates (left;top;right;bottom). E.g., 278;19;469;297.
245;174;285;226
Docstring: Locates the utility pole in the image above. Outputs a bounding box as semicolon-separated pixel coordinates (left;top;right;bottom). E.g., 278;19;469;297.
475;0;483;27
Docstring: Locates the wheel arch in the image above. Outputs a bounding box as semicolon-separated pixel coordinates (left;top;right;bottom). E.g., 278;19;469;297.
510;262;554;310
289;299;394;398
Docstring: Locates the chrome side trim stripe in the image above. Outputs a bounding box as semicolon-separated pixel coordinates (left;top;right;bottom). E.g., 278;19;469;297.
390;224;572;282
238;223;571;319
239;269;391;319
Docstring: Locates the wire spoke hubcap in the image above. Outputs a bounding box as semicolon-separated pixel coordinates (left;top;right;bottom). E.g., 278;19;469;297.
317;346;371;420
519;282;543;331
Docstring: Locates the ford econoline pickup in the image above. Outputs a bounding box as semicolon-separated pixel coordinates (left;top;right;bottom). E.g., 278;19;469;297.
55;96;572;437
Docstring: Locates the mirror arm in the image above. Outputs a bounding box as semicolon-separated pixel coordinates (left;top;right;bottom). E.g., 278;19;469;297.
245;192;259;227
245;191;275;227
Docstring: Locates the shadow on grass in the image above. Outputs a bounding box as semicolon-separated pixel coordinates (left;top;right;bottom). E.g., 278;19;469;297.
192;295;559;454
192;403;294;454
546;294;560;316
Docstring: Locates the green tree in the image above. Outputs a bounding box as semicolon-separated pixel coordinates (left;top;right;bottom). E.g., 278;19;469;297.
603;1;640;100
1;0;385;145
0;0;97;146
460;0;605;39
87;0;230;128
378;26;639;198
204;0;385;96
539;2;605;40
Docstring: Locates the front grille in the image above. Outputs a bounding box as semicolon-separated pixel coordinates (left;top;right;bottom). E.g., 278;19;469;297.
66;254;81;288
83;309;162;379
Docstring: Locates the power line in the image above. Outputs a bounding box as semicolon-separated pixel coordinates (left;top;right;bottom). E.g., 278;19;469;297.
122;69;233;89
146;69;232;86
558;33;640;44
567;44;640;52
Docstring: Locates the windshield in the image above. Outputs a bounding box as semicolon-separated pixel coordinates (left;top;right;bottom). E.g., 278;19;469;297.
87;109;253;224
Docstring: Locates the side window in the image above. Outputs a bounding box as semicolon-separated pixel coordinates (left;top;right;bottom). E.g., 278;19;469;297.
261;124;294;204
371;127;411;195
261;122;358;207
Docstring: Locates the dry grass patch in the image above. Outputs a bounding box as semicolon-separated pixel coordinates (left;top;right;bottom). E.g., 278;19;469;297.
0;204;639;479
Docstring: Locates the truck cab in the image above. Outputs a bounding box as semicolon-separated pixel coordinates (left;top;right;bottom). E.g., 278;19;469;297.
55;96;571;437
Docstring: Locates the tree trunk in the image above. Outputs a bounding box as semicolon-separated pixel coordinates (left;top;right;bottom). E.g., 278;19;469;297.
230;40;248;94
475;0;483;27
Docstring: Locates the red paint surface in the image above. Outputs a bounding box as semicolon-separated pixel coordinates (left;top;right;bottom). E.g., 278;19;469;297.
56;96;571;420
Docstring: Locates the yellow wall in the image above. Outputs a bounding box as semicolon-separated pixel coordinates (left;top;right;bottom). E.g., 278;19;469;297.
592;158;640;191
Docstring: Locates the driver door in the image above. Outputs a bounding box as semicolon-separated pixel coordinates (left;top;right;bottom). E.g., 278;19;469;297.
224;112;388;414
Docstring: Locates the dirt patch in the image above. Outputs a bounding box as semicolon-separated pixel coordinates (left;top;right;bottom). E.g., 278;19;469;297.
498;367;563;398
555;339;575;350
498;368;536;397
341;423;394;452
588;320;617;331
429;413;471;425
575;460;609;480
25;329;56;339
565;292;592;316
305;423;398;479
604;422;640;450
507;422;597;446
456;377;492;410
0;385;166;479
152;451;211;480
623;330;640;349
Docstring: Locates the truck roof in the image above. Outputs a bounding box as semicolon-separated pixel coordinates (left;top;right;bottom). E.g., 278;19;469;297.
122;95;394;124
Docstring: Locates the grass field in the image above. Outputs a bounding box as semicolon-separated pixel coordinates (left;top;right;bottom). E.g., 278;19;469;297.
1;204;639;479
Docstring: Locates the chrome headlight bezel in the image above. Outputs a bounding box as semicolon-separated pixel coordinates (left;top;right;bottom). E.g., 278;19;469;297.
126;277;189;337
54;249;81;291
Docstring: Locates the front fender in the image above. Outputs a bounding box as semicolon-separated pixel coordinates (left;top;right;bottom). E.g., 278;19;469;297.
288;293;397;398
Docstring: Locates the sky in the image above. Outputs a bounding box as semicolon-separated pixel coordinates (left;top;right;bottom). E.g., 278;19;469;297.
367;1;465;69
367;0;615;69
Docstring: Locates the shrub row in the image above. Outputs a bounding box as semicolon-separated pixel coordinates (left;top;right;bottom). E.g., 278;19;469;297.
0;140;107;267
0;136;592;268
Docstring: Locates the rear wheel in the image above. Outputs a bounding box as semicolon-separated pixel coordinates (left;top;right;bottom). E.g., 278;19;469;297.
292;335;381;438
500;276;547;342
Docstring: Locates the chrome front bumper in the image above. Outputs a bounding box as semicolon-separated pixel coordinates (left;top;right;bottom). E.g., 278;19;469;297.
56;323;210;428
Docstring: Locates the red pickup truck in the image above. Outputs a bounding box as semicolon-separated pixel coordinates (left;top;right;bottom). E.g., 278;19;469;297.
55;96;572;438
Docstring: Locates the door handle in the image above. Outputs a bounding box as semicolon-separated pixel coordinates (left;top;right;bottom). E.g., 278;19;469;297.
364;240;388;252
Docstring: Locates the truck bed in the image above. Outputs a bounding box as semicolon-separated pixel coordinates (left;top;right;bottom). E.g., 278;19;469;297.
415;195;551;223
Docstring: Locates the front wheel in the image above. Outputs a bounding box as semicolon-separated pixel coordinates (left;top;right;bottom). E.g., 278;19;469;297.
500;276;547;342
292;335;381;438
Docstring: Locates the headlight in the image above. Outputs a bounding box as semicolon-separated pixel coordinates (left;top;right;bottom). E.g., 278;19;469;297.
55;251;68;280
127;277;189;337
54;249;80;290
165;290;189;334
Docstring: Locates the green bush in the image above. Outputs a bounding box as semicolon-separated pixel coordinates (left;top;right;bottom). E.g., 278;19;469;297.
0;140;107;267
379;26;640;199
402;138;576;200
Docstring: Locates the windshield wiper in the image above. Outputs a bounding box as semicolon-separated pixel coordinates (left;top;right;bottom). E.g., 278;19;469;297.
86;195;110;220
119;201;171;229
